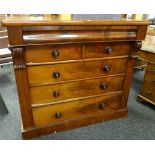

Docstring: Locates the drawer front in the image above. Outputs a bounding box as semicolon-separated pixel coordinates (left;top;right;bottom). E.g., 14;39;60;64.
30;75;124;104
27;58;127;85
139;51;155;64
32;93;122;127
144;72;155;85
141;82;155;102
25;44;82;63
143;63;155;85
85;42;131;59
145;63;155;73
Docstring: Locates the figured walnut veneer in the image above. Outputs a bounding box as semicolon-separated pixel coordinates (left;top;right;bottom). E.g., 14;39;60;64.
2;17;149;139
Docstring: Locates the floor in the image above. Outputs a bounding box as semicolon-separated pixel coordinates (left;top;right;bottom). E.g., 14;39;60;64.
0;65;155;140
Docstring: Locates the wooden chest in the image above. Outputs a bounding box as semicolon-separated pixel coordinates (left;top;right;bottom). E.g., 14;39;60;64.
1;17;149;139
137;35;155;105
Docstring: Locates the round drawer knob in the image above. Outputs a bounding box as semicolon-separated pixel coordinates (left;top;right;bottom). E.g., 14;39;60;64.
146;89;152;94
52;49;60;58
100;83;108;89
53;90;60;97
100;102;106;110
105;47;112;54
55;112;62;118
53;71;60;78
103;65;110;72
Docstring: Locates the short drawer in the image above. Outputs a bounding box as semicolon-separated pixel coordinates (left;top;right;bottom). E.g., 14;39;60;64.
27;58;127;85
144;72;155;85
145;63;155;73
25;44;82;63
84;42;131;59
32;93;122;127
141;82;155;102
143;63;155;85
30;75;124;104
139;51;155;64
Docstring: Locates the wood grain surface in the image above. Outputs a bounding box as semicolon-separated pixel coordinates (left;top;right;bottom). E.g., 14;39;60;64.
27;58;127;85
30;75;124;104
32;93;122;127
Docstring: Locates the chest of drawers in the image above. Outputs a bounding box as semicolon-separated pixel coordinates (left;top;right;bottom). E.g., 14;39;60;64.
2;17;149;139
137;35;155;105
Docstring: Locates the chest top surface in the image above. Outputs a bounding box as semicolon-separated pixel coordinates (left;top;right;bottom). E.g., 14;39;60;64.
1;16;150;26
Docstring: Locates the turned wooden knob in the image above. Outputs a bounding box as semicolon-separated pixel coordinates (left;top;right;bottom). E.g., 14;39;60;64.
53;71;60;78
52;49;60;58
151;79;155;84
105;47;112;54
103;65;110;72
55;112;62;118
100;102;106;110
146;89;152;94
100;83;108;89
53;90;60;97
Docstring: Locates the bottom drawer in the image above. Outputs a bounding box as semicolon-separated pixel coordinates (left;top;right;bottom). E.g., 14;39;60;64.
32;93;122;127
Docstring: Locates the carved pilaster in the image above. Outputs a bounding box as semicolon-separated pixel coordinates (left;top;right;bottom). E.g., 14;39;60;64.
11;47;26;70
129;41;142;59
13;64;26;70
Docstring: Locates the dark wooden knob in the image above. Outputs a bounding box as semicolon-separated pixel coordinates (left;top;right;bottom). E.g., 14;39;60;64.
151;79;155;84
53;71;60;78
103;65;110;72
55;112;62;118
53;90;60;97
146;89;152;94
100;83;108;89
52;49;59;58
100;102;106;110
105;47;112;54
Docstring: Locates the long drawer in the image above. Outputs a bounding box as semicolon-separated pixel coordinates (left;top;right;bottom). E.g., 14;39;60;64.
85;42;131;59
30;75;124;104
25;44;83;63
32;93;122;127
27;58;127;85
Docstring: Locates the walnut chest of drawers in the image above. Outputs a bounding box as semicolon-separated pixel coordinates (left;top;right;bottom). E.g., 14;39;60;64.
137;35;155;106
2;17;149;139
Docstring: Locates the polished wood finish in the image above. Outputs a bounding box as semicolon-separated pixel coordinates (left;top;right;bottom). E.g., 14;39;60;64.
121;41;142;108
137;34;155;106
7;27;24;45
30;75;124;104
27;58;127;85
84;42;130;58
23;108;128;139
11;47;34;128
2;17;149;26
143;63;155;84
33;93;122;127
138;48;155;63
2;17;148;139
23;31;137;44
25;44;82;63
23;25;138;31
141;82;155;102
